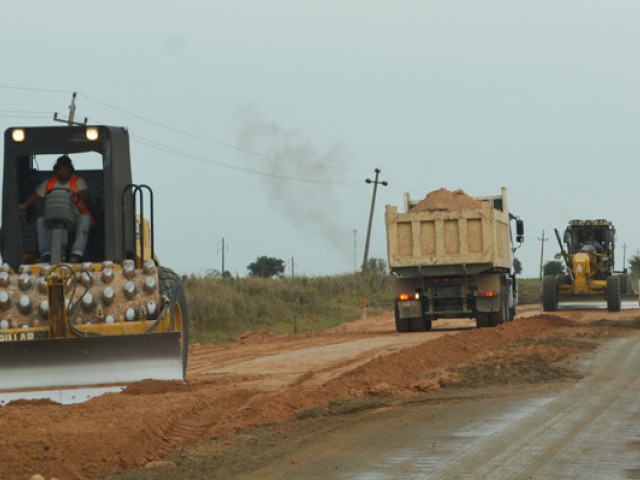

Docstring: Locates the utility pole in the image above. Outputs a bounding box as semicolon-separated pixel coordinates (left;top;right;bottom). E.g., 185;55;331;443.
538;230;548;280
291;257;295;278
622;242;627;271
53;92;88;126
353;229;358;273
218;237;227;277
362;168;387;272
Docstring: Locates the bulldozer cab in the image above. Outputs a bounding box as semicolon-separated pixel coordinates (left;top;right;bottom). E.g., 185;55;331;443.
1;126;140;271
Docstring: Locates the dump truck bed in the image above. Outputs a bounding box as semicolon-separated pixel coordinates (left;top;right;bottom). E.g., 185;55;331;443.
385;196;512;275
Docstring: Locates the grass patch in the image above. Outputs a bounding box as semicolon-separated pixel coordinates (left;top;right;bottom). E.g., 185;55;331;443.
183;273;395;344
518;277;541;304
183;275;550;345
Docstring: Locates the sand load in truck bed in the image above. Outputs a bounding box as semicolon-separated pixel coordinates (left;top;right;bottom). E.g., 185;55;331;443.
408;188;482;213
386;188;512;273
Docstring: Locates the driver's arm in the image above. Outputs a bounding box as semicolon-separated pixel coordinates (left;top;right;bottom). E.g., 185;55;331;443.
18;191;42;211
74;188;91;203
74;188;94;214
72;177;91;204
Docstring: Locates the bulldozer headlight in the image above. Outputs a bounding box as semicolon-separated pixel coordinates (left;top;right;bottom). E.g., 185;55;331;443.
86;127;99;141
11;129;25;142
576;265;584;273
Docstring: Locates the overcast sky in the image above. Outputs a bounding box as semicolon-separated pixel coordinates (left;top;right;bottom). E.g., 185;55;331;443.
2;1;639;278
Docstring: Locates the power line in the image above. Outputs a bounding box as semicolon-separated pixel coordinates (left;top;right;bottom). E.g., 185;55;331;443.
0;110;51;114
0;114;49;119
379;172;421;198
0;85;70;95
0;86;380;186
78;94;368;173
131;134;363;186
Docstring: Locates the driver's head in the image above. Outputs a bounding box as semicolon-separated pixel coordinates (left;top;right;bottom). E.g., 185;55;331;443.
53;155;74;180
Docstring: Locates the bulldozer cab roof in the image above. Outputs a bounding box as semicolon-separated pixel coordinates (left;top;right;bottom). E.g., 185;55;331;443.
2;125;139;270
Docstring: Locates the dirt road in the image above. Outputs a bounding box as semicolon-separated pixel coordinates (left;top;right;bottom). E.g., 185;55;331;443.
1;305;639;480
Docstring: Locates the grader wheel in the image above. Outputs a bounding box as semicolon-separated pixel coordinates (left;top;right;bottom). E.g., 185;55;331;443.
542;275;559;311
620;274;633;295
607;275;622;312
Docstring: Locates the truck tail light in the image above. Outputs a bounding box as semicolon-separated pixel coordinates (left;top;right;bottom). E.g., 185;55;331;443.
433;277;460;284
398;293;420;301
475;290;496;297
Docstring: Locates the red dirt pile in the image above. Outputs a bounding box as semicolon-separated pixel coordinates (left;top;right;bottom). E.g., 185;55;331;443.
0;309;622;480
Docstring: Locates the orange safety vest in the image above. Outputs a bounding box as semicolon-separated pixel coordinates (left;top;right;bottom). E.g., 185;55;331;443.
46;175;94;223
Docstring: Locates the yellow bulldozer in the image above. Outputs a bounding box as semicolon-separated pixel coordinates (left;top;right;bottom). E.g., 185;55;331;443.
0;114;188;403
542;219;636;312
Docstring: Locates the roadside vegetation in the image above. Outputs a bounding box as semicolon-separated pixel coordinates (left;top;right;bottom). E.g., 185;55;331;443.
183;272;546;345
517;277;542;305
184;273;395;344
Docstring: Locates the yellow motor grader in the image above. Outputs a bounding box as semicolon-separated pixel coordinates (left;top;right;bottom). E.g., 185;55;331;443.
542;219;635;312
0;119;188;403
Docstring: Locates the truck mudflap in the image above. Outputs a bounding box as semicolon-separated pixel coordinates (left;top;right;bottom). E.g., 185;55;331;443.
0;331;183;391
395;299;422;319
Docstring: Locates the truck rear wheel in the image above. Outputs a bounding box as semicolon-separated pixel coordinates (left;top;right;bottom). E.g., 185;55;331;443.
409;317;432;332
476;313;490;328
489;287;509;326
542;275;559;311
159;266;189;379
607;275;622;312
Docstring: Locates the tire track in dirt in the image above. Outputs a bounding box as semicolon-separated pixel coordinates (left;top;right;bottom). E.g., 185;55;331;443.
5;307;639;480
425;336;640;479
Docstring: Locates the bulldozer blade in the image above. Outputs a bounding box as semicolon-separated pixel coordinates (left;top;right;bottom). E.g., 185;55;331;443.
0;385;126;405
0;332;183;393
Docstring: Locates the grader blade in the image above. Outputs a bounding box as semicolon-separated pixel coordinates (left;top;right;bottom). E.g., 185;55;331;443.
622;293;640;309
0;332;183;393
557;294;640;310
557;295;608;310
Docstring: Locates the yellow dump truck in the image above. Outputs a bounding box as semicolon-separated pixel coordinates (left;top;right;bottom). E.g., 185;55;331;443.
385;187;524;332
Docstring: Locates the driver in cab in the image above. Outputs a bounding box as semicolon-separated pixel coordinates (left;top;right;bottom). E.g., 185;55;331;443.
18;155;92;263
580;233;602;254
